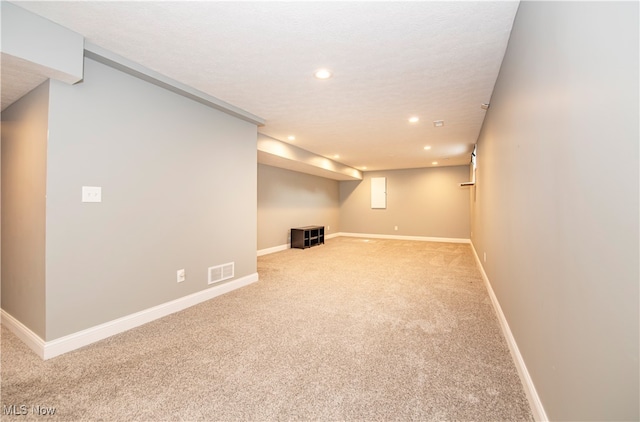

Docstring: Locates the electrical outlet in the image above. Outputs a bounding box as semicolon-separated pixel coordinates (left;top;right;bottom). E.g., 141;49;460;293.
177;269;185;283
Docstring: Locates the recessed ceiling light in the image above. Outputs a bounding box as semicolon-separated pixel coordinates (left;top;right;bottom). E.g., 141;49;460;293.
423;146;431;150
314;69;332;79
433;120;444;127
287;135;295;141
361;166;367;170
432;161;439;165
409;116;420;123
333;154;340;159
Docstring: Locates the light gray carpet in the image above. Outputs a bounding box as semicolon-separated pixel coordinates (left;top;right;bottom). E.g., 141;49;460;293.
1;237;533;421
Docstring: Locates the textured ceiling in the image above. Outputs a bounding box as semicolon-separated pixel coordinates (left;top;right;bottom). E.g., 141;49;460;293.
11;1;519;171
1;53;49;111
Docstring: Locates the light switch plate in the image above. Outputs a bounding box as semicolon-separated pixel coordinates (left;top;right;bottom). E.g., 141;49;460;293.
82;186;102;203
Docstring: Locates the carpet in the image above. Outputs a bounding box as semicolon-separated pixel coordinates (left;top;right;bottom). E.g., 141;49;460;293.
1;237;533;421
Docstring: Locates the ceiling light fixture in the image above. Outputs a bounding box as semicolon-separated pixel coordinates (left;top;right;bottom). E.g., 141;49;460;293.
409;116;419;123
432;161;439;165
314;69;332;79
333;154;340;159
287;135;295;141
423;146;431;150
433;120;444;127
361;166;367;170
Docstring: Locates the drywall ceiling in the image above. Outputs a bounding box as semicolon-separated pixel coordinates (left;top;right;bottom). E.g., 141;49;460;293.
9;1;519;171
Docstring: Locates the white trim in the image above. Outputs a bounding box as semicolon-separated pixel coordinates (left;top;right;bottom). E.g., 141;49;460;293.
0;310;46;359
257;244;289;256
2;273;258;360
337;232;471;244
257;232;341;257
257;232;469;257
469;243;548;422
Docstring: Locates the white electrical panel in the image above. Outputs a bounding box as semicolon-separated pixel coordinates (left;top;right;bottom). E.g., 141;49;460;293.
371;177;386;209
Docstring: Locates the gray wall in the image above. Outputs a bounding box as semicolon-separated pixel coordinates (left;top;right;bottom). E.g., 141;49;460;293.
1;81;50;338
471;2;639;420
1;2;84;84
42;57;258;340
257;163;339;250
340;166;470;239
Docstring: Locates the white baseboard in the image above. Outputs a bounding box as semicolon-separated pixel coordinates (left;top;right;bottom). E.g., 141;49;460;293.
257;244;289;256
257;232;342;257
0;310;47;359
338;232;471;244
469;243;548;422
1;273;258;360
257;232;469;257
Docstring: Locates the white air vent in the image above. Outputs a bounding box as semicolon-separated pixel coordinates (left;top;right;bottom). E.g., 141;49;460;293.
208;262;234;285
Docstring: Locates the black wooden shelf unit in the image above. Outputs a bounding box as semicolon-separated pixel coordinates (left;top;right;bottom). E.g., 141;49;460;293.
291;226;325;249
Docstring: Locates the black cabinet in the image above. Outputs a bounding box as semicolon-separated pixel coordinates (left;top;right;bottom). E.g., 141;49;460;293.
291;226;325;249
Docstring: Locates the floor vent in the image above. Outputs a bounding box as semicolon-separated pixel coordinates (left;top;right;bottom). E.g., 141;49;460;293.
208;262;234;285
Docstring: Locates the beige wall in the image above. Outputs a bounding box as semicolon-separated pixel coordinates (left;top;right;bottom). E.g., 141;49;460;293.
472;2;638;420
1;81;50;338
340;166;470;239
257;164;339;251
